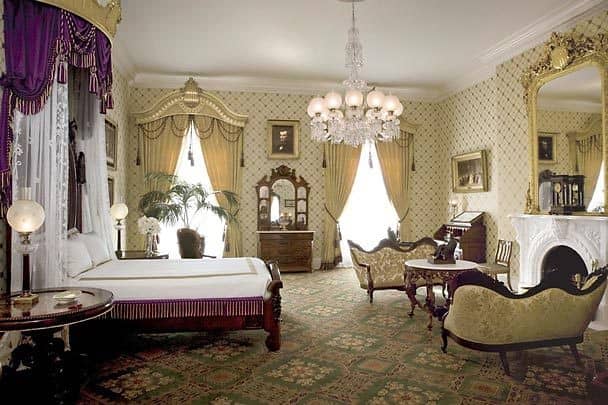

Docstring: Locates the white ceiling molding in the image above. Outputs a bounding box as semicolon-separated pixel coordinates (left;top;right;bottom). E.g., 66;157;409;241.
131;72;444;102
479;0;608;65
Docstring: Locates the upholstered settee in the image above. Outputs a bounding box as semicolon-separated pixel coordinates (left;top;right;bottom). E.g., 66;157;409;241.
441;268;608;375
348;238;437;303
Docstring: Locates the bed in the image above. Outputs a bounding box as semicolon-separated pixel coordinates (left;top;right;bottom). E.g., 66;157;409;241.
68;257;283;351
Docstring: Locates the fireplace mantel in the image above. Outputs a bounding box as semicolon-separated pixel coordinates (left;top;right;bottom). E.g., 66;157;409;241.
510;213;608;328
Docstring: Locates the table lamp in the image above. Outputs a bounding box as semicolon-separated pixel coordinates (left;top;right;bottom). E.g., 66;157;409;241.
110;203;129;255
7;198;45;304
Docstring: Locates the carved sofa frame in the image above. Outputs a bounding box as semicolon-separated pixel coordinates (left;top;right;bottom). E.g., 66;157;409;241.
441;268;608;375
348;237;438;303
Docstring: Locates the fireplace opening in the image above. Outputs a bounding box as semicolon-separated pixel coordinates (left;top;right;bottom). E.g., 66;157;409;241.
541;245;588;281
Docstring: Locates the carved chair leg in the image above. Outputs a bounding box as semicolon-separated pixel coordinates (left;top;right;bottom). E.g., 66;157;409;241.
499;352;510;376
369;289;374;304
569;344;582;366
441;329;448;353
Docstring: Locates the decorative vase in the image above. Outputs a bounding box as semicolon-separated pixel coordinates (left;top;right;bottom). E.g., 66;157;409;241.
145;233;157;257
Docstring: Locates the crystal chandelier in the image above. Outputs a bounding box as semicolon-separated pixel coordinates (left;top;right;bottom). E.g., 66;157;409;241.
307;0;404;147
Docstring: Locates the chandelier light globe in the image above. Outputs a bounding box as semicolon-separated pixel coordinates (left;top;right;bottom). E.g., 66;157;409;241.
344;89;364;107
382;94;400;113
325;91;343;110
394;101;404;116
7;199;45;234
366;90;385;109
307;97;326;118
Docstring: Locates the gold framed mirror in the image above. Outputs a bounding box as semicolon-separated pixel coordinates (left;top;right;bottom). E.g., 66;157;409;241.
523;32;608;215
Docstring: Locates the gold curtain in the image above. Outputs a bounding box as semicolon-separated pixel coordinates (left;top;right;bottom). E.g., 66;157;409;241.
376;131;413;240
140;115;189;189
321;143;362;269
195;117;243;257
577;134;603;206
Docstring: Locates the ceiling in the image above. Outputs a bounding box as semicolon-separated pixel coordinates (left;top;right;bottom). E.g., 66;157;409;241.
538;66;603;112
115;0;607;100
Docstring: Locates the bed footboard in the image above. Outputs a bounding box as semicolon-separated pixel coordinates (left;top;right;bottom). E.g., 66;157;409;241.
263;260;283;351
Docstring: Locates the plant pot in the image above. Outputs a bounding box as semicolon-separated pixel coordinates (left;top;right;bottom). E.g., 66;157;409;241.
176;228;205;258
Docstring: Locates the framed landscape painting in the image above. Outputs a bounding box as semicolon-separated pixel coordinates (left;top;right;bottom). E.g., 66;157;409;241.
451;150;488;193
267;120;300;159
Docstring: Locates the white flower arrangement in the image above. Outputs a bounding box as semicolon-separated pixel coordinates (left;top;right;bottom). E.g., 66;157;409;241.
137;216;161;235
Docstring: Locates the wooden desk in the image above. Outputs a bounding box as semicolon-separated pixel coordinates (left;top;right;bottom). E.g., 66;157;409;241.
404;259;478;330
0;287;113;402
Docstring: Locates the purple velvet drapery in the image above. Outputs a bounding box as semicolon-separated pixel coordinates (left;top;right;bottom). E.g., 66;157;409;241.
0;0;113;213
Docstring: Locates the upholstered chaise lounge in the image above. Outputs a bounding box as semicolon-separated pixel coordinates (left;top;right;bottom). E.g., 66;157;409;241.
348;238;437;303
441;268;608;375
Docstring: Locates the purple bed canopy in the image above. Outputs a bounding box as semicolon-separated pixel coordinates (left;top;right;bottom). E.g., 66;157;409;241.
0;0;114;213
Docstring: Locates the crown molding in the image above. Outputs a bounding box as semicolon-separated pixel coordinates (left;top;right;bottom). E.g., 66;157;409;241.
131;72;444;102
479;0;608;66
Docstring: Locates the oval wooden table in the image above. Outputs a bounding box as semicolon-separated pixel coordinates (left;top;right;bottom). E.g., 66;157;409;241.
404;259;479;330
0;287;113;403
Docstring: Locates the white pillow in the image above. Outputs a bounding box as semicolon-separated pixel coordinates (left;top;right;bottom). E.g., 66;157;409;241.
66;238;93;277
79;232;112;266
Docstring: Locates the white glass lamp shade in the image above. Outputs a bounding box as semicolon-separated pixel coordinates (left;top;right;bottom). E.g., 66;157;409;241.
110;203;129;220
344;89;364;107
366;90;385;109
383;95;400;113
7;199;45;233
307;97;326;117
394;101;404;116
324;91;342;110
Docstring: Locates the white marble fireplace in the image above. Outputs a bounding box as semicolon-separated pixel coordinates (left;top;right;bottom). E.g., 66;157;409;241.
511;214;608;329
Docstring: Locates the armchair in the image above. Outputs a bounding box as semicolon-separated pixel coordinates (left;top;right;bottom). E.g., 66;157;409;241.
348;237;437;303
441;268;608;375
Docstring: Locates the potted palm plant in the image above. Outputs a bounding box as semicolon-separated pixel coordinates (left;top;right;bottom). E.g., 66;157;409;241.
138;172;238;257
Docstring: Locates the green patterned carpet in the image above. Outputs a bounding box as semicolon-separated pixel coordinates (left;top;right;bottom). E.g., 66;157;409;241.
80;268;608;404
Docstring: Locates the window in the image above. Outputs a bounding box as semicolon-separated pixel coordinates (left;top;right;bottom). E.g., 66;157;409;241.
587;161;605;213
339;143;399;266
157;124;225;258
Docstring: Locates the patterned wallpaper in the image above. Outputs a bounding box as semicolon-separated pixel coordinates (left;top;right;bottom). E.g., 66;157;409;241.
105;67;130;249
437;77;499;263
124;89;447;265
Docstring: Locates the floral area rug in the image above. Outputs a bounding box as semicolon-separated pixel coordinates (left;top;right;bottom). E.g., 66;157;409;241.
80;268;608;404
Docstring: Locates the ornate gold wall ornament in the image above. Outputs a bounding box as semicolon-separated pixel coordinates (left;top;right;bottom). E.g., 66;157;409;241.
132;78;248;127
37;0;122;39
522;30;608;215
525;183;533;214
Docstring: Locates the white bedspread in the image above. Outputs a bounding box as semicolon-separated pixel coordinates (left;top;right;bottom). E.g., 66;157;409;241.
68;257;272;301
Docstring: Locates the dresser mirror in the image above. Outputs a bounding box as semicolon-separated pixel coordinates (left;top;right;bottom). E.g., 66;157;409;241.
524;32;607;215
256;165;310;230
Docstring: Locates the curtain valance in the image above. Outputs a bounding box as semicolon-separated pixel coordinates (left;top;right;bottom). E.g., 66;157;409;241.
0;0;114;209
136;115;245;167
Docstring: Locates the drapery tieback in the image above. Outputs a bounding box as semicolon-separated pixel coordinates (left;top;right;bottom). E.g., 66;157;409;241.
324;205;339;223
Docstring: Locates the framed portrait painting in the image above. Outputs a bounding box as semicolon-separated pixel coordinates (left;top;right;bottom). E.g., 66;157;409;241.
267;120;300;159
451;150;488;193
537;132;557;163
105;118;117;169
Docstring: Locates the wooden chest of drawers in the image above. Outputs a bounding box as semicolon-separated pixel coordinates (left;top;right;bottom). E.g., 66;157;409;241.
257;231;314;272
